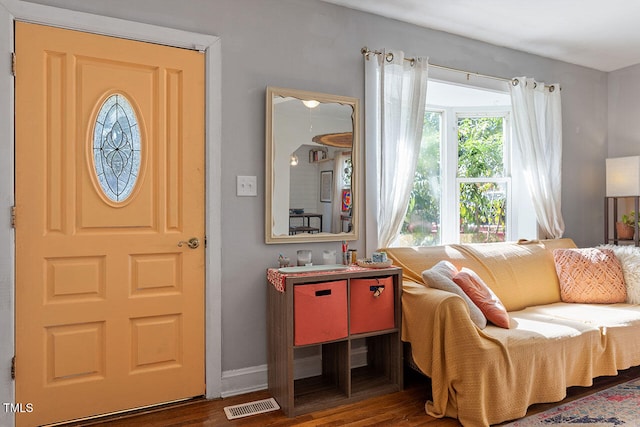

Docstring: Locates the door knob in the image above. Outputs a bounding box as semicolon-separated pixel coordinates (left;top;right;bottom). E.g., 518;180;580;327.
178;237;200;249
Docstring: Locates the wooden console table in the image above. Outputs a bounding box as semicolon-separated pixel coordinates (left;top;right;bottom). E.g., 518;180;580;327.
266;265;403;417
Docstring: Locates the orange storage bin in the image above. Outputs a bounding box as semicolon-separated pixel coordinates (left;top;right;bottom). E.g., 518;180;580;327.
294;280;348;345
350;277;395;334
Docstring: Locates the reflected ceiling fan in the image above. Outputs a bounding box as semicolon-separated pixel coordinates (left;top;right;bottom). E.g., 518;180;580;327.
312;132;352;148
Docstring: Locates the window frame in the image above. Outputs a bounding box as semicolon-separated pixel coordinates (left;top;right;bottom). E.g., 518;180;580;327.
428;106;513;244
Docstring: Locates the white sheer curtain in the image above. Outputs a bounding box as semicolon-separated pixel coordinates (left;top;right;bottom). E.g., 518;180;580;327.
510;77;564;239
331;151;348;233
364;50;429;252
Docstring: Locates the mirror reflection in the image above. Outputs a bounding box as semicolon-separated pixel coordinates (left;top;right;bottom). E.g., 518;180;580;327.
266;87;359;244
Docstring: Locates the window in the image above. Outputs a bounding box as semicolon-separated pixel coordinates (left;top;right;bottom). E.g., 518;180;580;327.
93;93;141;203
398;81;513;246
457;114;509;243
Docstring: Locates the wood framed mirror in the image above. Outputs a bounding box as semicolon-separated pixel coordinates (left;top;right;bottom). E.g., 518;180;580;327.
265;86;359;244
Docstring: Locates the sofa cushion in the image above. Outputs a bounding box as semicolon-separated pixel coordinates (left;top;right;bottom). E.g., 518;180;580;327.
383;245;482;284
553;248;627;303
453;239;575;311
527;302;640;371
599;244;640;304
384;238;577;311
452;267;510;328
422;261;488;329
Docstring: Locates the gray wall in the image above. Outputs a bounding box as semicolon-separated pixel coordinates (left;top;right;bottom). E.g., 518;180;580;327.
607;65;640;226
24;0;609;373
608;64;640;157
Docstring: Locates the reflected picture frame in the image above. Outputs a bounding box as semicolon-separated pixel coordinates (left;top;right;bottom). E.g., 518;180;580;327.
342;188;352;212
320;170;332;203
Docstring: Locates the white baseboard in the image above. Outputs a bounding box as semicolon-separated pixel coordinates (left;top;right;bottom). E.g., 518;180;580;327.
220;345;368;398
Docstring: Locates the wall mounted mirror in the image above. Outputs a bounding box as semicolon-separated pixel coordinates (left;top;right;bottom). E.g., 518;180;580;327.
265;86;359;244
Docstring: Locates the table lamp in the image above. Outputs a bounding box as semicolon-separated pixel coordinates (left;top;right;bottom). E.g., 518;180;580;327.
606;156;640;197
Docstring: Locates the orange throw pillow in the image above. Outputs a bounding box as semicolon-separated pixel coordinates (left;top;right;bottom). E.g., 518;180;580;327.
553;248;626;303
453;267;511;328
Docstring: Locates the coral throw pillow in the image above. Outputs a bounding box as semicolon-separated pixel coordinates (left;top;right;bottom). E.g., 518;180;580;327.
422;261;488;329
553;248;627;303
452;267;511;329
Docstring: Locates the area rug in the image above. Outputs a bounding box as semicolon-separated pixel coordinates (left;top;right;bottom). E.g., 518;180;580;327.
504;377;640;426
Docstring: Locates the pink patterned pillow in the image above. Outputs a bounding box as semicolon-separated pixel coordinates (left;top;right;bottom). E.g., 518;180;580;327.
452;267;511;329
553;248;626;303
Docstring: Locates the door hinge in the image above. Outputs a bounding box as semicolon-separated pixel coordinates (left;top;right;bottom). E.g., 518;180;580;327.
11;52;15;77
11;356;15;380
11;206;15;228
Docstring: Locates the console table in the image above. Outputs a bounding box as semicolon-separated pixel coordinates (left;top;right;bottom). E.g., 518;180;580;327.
266;265;403;417
289;213;322;234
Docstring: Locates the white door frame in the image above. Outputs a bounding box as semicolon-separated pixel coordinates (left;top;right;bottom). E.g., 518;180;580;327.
0;1;222;425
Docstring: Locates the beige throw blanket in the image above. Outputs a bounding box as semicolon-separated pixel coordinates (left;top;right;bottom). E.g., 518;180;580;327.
387;239;640;426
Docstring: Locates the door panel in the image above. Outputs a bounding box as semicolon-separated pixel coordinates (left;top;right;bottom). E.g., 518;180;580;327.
77;58;156;230
15;22;205;427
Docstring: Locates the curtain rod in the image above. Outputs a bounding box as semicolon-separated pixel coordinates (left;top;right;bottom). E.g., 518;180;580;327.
360;47;558;92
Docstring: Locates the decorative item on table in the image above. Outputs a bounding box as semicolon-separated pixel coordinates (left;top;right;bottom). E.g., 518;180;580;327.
290;208;304;215
372;251;388;263
297;249;312;266
616;211;637;240
357;256;393;269
278;254;290;268
341;240;349;265
322;250;337;265
347;249;357;265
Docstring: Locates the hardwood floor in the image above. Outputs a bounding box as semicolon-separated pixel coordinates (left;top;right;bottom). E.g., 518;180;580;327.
65;366;640;426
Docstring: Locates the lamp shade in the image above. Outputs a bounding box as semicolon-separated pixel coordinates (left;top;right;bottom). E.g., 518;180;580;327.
606;156;640;196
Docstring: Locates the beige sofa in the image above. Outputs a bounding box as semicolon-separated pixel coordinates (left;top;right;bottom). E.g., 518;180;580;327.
384;238;640;427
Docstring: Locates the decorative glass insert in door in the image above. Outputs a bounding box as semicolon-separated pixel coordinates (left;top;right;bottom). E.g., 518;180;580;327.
93;93;141;202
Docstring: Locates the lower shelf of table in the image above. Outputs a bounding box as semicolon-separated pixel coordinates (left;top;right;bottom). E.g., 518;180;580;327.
605;238;639;246
292;365;401;415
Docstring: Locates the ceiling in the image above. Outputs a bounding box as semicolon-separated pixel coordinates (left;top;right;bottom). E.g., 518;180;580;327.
321;0;640;72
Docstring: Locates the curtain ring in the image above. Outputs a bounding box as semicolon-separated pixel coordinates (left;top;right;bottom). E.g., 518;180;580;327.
512;78;520;86
385;52;394;62
549;85;555;93
409;58;415;67
533;82;537;89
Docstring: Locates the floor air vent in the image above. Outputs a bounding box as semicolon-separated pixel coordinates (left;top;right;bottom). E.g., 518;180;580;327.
223;397;280;420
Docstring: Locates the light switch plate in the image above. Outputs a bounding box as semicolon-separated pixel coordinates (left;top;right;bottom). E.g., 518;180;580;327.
237;176;257;196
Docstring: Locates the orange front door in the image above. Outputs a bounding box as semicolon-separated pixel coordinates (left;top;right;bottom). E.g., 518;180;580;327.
15;22;205;426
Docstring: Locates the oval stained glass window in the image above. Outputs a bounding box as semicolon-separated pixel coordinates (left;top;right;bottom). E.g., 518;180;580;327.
92;94;141;202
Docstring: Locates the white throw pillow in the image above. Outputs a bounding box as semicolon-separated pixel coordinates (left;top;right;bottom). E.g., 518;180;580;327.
598;244;640;304
422;261;488;329
431;259;458;279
